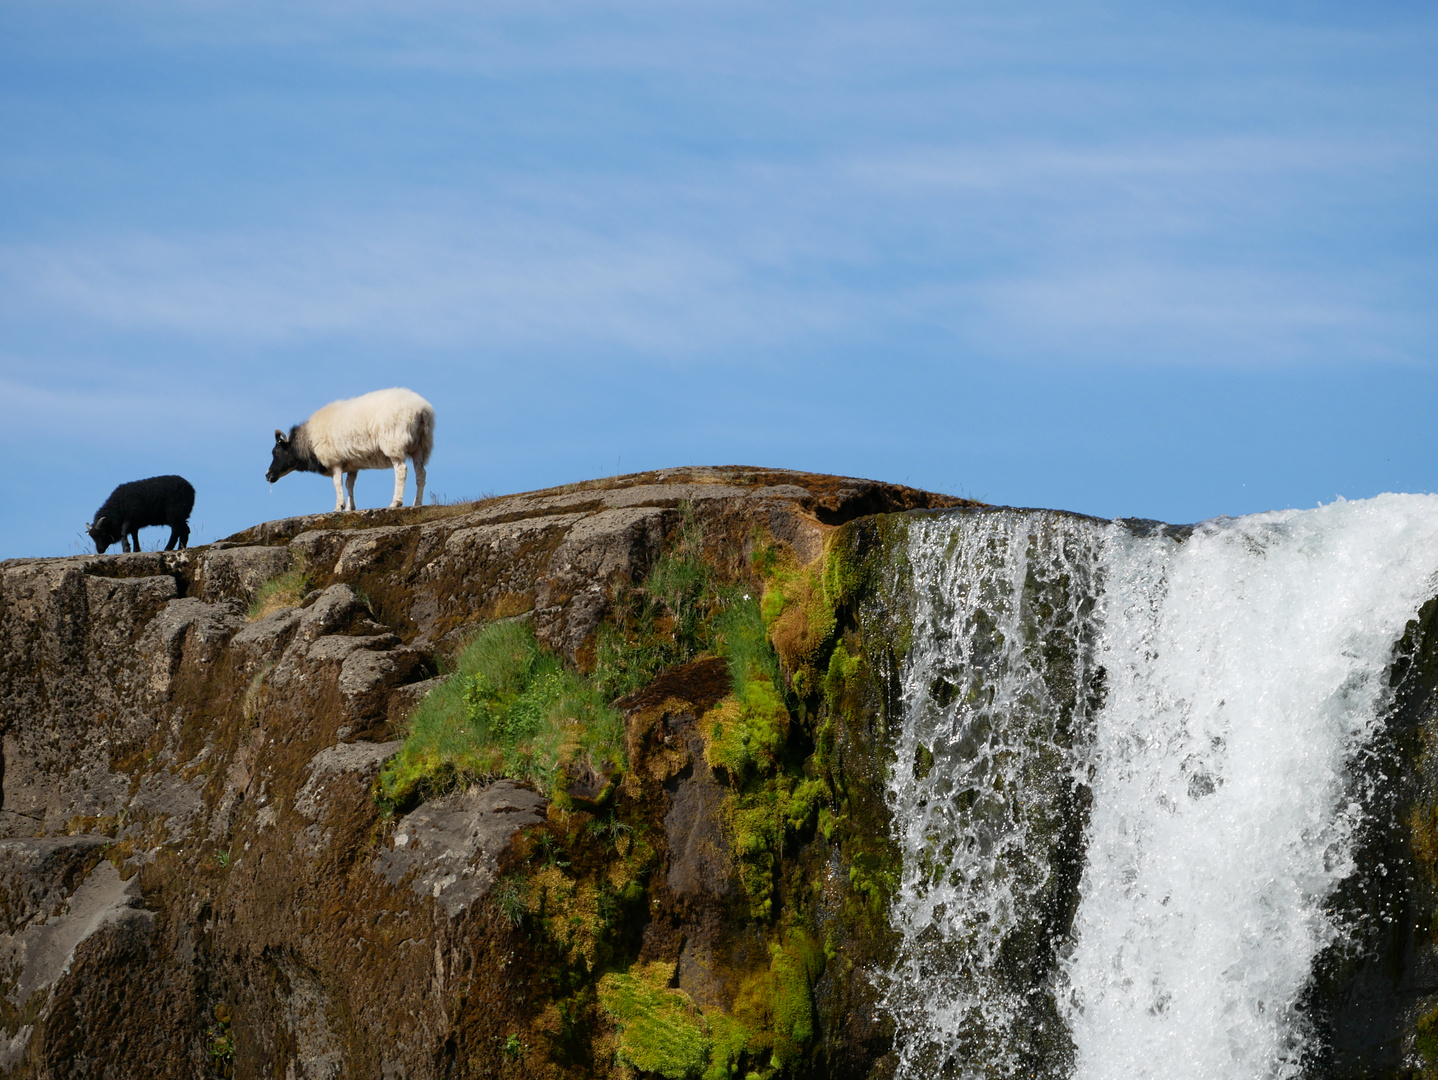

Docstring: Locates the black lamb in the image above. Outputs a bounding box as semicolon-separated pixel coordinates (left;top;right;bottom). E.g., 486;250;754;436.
86;475;196;554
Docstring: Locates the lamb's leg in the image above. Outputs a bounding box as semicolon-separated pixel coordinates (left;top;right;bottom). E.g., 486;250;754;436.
332;466;346;512
390;459;407;509
412;456;426;507
345;471;358;512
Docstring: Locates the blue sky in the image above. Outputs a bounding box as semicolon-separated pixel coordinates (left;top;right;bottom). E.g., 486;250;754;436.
2;1;1434;557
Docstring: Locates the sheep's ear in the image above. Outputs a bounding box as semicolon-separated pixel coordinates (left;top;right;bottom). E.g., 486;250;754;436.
274;429;287;444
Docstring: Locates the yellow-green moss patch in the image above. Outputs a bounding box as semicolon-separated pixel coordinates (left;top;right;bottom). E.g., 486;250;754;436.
598;962;709;1079
704;678;790;784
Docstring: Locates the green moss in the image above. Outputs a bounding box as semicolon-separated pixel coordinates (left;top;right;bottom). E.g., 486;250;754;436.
757;535;874;703
593;934;823;1080
711;698;828;920
768;932;824;1068
761;560;836;673
729;930;825;1073
378;621;625;808
598;963;709;1079
819;538;865;614
1419;1001;1438;1066
706;678;790;784
701;1012;751;1080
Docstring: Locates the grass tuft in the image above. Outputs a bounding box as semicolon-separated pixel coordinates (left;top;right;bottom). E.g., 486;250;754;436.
247;555;310;621
378;620;624;809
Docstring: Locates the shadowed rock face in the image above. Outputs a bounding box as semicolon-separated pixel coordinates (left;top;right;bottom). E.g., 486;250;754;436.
0;467;970;1079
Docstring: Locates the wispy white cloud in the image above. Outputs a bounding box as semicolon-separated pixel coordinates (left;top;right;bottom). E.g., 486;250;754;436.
0;370;254;436
1;203;1419;371
846;135;1417;191
1;0;1433;376
0;215;854;354
956;263;1414;366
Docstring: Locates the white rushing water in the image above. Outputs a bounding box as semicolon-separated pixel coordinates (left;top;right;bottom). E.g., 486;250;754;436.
883;495;1438;1080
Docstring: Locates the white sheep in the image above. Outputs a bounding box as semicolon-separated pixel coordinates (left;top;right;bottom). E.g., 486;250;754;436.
266;388;434;511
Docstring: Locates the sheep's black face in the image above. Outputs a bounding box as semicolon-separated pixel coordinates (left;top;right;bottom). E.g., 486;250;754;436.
86;518;117;554
267;430;298;484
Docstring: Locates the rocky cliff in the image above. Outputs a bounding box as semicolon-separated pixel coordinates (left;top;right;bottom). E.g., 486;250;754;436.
10;469;1438;1080
0;468;971;1080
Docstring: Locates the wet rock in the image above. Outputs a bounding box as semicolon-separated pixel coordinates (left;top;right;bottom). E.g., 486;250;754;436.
373;780;547;917
664;734;735;903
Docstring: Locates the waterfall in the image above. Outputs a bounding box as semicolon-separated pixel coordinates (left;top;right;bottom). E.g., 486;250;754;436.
880;496;1438;1079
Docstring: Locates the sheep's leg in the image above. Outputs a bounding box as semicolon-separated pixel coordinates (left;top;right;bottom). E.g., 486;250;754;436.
166;522;190;551
390;459;407;509
412;456;426;507
345;470;358;512
120;528;131;554
331;466;346;512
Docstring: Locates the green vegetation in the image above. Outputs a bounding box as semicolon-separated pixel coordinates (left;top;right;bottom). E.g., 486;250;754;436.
598;962;710;1079
208;1003;236;1077
375;506;904;1078
377;620;625;808
1420;1002;1438;1068
595;929;826;1080
737;931;826;1071
711;584;784;694
246;554;310;620
593;503;716;699
694;540;863;921
705;675;789;783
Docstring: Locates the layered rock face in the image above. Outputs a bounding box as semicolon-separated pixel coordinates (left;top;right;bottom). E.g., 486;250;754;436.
0;468;967;1079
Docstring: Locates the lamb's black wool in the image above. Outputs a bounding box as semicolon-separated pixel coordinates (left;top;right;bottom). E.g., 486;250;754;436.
86;475;195;554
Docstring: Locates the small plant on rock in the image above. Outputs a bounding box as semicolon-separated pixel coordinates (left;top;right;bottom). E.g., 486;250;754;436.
208;1003;236;1077
247;554;310;621
495;877;528;927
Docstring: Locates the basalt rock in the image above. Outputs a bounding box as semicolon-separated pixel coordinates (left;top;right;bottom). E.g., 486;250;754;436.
0;468;969;1079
